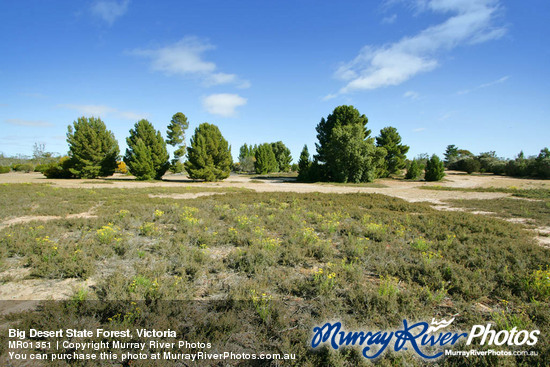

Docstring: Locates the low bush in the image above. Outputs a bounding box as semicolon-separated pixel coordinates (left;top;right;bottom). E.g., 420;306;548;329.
0;166;10;174
12;163;34;172
43;156;74;178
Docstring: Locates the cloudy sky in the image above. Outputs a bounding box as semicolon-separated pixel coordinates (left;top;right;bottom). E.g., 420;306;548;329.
1;0;549;161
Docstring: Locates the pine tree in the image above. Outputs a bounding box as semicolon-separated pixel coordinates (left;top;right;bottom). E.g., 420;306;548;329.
376;126;409;177
185;123;232;181
66;116;119;178
271;141;292;172
425;154;445;181
166;112;189;173
254;143;278;174
297;145;311;182
314;105;378;182
405;159;422;180
124;119;170;180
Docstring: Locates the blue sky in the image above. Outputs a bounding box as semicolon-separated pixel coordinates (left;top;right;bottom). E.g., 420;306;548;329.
1;0;549;162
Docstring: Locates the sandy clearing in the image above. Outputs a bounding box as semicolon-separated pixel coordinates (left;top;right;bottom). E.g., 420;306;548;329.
149;192;225;200
0;202;101;229
0;171;534;204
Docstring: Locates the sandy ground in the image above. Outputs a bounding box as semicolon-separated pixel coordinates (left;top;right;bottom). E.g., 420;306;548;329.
2;170;549;203
0;171;548;307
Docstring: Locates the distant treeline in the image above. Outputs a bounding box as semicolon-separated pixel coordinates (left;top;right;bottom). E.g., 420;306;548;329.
1;106;548;182
444;145;550;179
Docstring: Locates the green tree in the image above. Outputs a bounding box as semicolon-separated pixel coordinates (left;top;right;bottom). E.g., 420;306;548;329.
536;148;550;178
124;119;170;180
375;126;409;177
185;123;232;181
238;143;256;173
327;124;386;183
425;154;445;181
66;116;119;178
315;105;370;169
444;145;459;167
297;144;312;181
405;159;422;180
271;141;292;172
314;105;382;182
254;143;278;174
166;112;189;173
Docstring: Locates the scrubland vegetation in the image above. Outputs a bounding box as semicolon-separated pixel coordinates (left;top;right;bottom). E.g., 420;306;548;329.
0;183;548;365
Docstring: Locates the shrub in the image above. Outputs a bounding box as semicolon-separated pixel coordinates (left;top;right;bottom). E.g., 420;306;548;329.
425;154;445;181
115;161;128;174
34;164;48;173
0;166;10;174
12;163;34;172
184;123;232;181
451;157;481;174
43;156;74;178
405;159;422;180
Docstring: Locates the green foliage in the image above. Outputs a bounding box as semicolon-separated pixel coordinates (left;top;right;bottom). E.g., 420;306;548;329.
43;156;74;178
124;119;170;180
314;105;382;182
270;141;292;172
254;143;278;174
66;116;119;178
166;112;189;172
536;148;550;178
185;122;232;181
376;126;409;177
444;144;458;167
425;154;445;181
0;166;10;174
326;124;385;183
451;157;481;174
12;163;34;172
405;159;422;180
237;143;256;173
297;145;312;182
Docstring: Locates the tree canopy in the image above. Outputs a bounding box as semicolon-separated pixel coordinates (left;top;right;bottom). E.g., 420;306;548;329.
376;126;409;177
66;116;119;178
313;105;382;182
270;141;292;172
185;123;232;181
124;119;169;180
254;143;278;174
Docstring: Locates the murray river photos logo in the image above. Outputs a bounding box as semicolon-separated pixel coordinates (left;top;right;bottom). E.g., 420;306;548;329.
311;318;540;360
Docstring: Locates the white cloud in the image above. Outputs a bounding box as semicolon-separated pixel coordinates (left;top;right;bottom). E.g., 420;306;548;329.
457;75;509;94
58;104;116;116
202;94;247;117
403;90;420;99
382;14;397;24
58;104;148;120
439;111;455;121
333;0;505;95
5;119;53;127
413;127;426;132
91;0;130;25
133;37;250;88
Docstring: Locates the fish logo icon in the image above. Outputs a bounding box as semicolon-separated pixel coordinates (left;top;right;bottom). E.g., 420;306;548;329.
426;317;455;334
